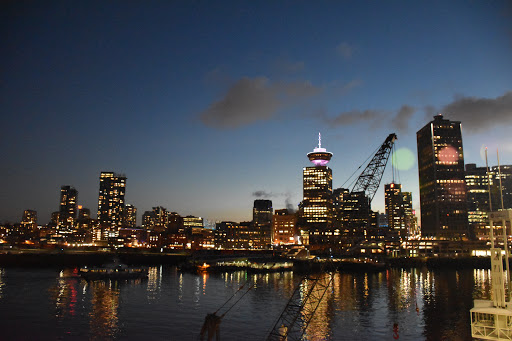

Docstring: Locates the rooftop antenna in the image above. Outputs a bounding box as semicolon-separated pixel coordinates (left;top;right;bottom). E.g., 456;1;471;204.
318;132;322;149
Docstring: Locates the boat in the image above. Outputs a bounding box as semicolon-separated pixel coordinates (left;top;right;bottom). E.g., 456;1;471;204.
79;258;148;280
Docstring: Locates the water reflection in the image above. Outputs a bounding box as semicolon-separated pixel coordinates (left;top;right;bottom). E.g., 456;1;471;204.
0;265;496;340
49;268;81;319
0;268;4;299
88;280;120;340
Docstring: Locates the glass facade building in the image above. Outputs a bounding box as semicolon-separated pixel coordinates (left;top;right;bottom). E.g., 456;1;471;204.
416;114;468;239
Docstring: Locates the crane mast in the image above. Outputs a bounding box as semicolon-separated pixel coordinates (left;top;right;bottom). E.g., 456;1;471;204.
351;133;397;203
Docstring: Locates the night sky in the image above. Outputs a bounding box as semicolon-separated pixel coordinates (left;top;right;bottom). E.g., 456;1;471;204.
2;1;512;225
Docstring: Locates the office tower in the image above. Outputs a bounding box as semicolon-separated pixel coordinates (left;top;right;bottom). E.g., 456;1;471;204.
465;163;512;239
416;114;468;239
253;199;273;247
490;165;512;210
465;164;491;239
97;172;126;238
385;183;405;239
59;186;78;228
302;133;333;245
124;204;137;228
183;216;204;229
402;192;414;237
21;210;37;231
272;209;297;245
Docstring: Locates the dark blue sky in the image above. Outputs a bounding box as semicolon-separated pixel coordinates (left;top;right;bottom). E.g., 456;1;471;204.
2;1;512;225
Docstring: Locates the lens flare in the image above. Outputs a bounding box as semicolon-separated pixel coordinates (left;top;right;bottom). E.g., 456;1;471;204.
392;148;415;171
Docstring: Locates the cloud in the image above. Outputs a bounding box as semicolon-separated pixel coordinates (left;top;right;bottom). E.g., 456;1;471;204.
441;91;512;132
336;42;354;59
199;77;321;129
392;105;416;132
275;59;305;74
320;109;383;127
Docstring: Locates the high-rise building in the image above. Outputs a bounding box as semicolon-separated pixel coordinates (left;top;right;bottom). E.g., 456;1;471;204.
253;199;273;248
301;133;333;245
465;163;492;239
124;204;137;228
59;185;78;228
465;163;512;239
384;183;405;239
21;210;37;231
402;192;415;238
97;172;126;238
416;114;468;239
491;165;512;210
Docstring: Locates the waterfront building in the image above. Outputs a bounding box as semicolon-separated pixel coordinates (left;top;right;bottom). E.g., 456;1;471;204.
272;209;297;245
167;212;184;234
465;163;492;239
183;215;204;231
402;191;415;238
20;209;37;231
465;163;512;239
385;183;405;240
490;165;512;210
416;114;468;239
124;204;137;228
59;186;78;229
214;221;258;249
97;172;126;239
253;199;273;248
301;133;333;245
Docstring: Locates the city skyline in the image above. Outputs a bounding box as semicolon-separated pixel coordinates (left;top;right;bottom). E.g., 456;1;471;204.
2;1;512;224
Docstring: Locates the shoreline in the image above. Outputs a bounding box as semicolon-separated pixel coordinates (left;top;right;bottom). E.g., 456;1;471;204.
0;248;493;269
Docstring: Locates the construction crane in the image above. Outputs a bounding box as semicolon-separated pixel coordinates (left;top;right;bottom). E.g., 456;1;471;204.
351;133;397;203
266;133;397;341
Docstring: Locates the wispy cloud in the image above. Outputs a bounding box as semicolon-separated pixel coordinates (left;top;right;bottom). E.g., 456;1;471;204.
199;77;321;129
336;42;354;59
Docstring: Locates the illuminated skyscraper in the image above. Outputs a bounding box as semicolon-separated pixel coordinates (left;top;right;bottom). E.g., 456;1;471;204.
384;183;405;239
416;114;468;239
59;186;78;229
124;204;137;228
21;209;37;231
302;133;333;244
253;199;273;247
97;172;126;238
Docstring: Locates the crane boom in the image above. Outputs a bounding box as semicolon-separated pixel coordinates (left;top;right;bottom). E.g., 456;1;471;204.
266;271;335;341
351;133;397;202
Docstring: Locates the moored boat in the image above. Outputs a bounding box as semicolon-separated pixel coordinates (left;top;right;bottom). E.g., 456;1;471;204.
79;258;148;280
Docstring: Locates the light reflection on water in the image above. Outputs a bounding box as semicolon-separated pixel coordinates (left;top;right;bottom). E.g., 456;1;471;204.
0;266;496;340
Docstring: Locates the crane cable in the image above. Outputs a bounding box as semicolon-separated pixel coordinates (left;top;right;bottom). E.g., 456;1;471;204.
341;144;381;189
214;280;251;315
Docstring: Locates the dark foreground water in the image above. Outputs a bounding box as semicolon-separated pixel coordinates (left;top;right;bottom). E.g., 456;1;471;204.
0;266;492;340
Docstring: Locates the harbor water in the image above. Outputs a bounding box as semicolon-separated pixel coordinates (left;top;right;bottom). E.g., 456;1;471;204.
0;266;491;340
